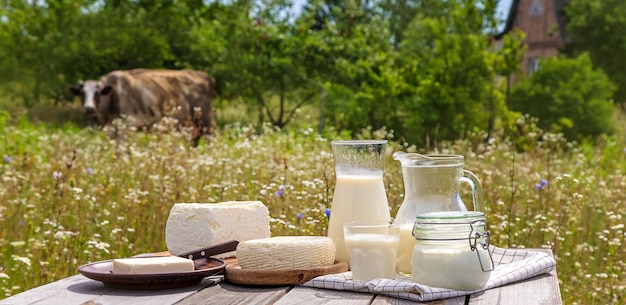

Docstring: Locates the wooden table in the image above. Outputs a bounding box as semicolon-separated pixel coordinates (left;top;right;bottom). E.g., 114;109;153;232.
0;249;562;305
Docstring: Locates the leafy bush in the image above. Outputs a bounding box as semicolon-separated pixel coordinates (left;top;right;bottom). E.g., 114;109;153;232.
509;53;616;142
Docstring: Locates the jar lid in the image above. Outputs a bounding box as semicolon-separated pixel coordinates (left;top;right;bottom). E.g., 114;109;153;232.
392;152;464;167
416;211;485;223
413;211;487;240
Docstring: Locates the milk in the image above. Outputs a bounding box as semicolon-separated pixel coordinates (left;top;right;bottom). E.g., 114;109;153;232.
412;245;492;290
327;175;391;264
395;223;416;274
394;192;470;274
345;233;399;282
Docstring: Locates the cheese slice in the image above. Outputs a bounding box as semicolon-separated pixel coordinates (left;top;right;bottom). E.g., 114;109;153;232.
112;256;194;274
165;201;271;258
237;236;336;270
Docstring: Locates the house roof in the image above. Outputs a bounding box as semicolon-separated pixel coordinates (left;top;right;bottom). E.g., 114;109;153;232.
494;0;570;40
495;0;519;39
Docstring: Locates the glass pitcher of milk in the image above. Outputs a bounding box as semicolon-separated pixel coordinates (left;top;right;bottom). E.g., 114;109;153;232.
327;140;391;266
392;152;485;274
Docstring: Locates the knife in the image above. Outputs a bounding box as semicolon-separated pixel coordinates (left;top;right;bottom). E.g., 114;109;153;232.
178;240;239;260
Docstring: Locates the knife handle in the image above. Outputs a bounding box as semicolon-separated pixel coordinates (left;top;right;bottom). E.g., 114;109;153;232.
179;240;239;260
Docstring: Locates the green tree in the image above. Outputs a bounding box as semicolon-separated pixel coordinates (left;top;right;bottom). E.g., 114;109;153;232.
509;53;616;141
68;0;207;78
395;0;505;146
191;0;338;129
491;29;527;139
566;0;626;108
0;0;87;104
302;1;406;136
0;0;203;105
299;0;520;146
378;0;420;50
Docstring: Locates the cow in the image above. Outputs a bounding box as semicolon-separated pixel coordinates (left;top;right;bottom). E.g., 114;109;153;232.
69;69;215;146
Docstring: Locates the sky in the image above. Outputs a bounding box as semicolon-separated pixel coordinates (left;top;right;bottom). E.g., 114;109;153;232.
496;0;514;26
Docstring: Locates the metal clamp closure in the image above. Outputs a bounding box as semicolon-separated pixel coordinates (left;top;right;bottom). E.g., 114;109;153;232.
469;220;494;272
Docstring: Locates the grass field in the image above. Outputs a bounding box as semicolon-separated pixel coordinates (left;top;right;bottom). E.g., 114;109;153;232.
0;109;624;304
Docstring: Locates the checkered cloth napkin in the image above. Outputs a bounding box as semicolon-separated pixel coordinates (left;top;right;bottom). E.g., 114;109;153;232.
301;246;556;302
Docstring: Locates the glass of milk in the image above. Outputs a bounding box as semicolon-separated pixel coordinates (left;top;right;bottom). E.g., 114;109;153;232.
343;221;400;282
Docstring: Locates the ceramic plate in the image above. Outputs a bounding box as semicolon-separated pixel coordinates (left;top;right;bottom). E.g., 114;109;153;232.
78;257;226;289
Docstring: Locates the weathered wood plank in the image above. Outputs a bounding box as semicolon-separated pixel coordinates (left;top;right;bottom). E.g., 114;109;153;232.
175;281;291;305
0;275;218;305
273;286;373;305
0;275;97;305
468;273;562;305
78;277;219;305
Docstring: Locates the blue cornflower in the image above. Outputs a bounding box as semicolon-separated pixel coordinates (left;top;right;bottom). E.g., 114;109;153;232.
86;167;93;174
4;156;10;163
296;213;303;220
274;184;286;197
325;208;331;218
536;179;547;190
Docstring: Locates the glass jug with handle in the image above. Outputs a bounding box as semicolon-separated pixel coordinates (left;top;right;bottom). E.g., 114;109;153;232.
392;152;485;274
326;140;391;266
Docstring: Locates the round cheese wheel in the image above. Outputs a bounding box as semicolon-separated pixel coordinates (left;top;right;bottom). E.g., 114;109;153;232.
237;236;336;270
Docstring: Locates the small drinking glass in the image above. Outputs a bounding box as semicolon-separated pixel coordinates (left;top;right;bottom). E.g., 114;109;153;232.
343;221;400;282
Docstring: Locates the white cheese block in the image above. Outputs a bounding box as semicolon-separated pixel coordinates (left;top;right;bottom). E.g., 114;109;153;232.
237;236;336;270
165;201;271;258
112;256;194;274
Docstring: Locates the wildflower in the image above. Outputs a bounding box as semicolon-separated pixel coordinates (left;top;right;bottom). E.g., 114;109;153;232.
325;208;331;218
573;193;583;199
88;240;111;254
53;171;62;180
275;184;287;197
536;178;548;190
3;156;10;163
297;213;303;220
71;187;83;194
0;271;9;279
53;231;77;240
12;255;31;267
86;167;93;174
10;241;25;247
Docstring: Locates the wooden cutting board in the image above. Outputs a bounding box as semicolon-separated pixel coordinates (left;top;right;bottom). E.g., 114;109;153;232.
224;260;348;285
